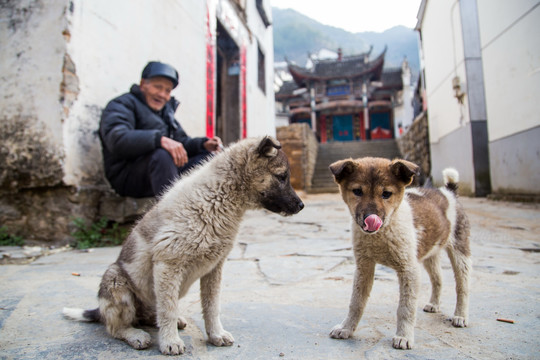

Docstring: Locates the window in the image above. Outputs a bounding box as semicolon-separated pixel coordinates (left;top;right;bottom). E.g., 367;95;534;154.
258;45;266;93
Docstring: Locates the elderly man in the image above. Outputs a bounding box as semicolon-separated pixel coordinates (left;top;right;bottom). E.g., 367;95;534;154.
99;61;221;198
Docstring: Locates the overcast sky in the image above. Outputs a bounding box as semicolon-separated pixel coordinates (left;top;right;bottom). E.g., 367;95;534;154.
270;0;422;33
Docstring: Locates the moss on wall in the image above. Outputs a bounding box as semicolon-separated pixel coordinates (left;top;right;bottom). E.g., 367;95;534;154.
0;115;65;191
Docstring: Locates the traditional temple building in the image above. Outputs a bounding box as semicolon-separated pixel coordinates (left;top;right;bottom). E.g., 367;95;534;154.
276;48;411;142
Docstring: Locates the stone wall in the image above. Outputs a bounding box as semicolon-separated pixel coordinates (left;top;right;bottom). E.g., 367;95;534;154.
397;112;431;184
276;123;318;191
2;188;101;245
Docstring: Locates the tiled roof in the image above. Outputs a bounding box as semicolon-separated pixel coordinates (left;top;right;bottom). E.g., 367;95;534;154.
380;68;403;89
275;81;300;97
288;47;386;86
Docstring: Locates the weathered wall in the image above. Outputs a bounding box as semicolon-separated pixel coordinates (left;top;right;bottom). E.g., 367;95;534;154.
0;187;102;245
396;111;431;184
0;0;68;191
276;123;318;190
0;0;80;243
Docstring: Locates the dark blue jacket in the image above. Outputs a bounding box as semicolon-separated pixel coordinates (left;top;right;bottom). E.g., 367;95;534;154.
99;85;208;185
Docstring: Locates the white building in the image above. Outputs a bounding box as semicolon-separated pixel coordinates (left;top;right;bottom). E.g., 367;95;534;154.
392;59;415;137
416;0;540;196
0;0;276;242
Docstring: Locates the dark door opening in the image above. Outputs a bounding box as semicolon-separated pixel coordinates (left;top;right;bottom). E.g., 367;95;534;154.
216;21;240;145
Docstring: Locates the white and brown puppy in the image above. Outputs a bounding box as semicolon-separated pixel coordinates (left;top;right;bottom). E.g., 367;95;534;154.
328;157;471;350
64;136;304;355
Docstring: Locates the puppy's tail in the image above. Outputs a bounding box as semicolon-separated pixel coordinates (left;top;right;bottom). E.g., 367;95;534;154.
442;168;459;193
63;307;100;322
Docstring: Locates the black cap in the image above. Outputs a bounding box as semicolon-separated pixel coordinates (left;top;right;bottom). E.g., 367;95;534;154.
141;61;179;88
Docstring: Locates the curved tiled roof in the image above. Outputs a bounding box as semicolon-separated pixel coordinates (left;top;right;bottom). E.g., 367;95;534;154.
287;47;387;86
275;80;300;98
379;68;403;89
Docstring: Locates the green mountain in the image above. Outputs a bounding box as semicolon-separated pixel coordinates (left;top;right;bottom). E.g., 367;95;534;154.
272;7;420;77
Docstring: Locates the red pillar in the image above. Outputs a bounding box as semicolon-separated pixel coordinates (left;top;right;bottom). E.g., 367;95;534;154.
320;114;326;143
359;111;366;141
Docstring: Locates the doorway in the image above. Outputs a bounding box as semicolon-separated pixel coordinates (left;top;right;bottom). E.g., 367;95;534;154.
370;112;393;139
332;115;354;141
216;21;240;145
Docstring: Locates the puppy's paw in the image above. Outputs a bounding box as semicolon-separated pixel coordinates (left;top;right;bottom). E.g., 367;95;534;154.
329;325;353;339
125;329;152;350
208;330;234;347
392;335;414;350
177;316;188;330
451;316;468;327
423;303;440;313
159;337;186;355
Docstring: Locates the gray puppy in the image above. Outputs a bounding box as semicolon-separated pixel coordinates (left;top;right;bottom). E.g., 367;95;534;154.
64;136;304;355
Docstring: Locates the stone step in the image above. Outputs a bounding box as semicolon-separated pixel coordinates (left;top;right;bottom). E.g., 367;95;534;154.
312;179;335;187
99;193;155;223
307;186;339;194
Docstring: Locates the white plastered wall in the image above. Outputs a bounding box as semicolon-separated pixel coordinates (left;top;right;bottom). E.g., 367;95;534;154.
477;0;540;194
245;0;276;138
419;0;475;190
477;0;540;141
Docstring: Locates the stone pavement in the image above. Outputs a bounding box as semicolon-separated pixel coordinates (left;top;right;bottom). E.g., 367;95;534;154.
0;193;539;359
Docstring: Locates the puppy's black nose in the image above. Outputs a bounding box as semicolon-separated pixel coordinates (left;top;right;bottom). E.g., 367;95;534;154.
298;201;304;211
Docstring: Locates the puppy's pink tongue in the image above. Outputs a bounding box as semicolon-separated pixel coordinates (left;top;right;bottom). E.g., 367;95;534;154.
363;214;382;232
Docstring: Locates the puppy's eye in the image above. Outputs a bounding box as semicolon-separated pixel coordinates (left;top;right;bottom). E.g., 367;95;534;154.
352;188;363;196
275;173;287;182
382;191;392;199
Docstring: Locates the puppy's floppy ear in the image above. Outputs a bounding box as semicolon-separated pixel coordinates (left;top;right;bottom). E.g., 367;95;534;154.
390;159;419;186
329;159;355;183
257;136;282;158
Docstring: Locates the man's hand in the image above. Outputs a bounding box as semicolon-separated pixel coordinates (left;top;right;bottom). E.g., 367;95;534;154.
204;137;223;153
161;137;188;167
